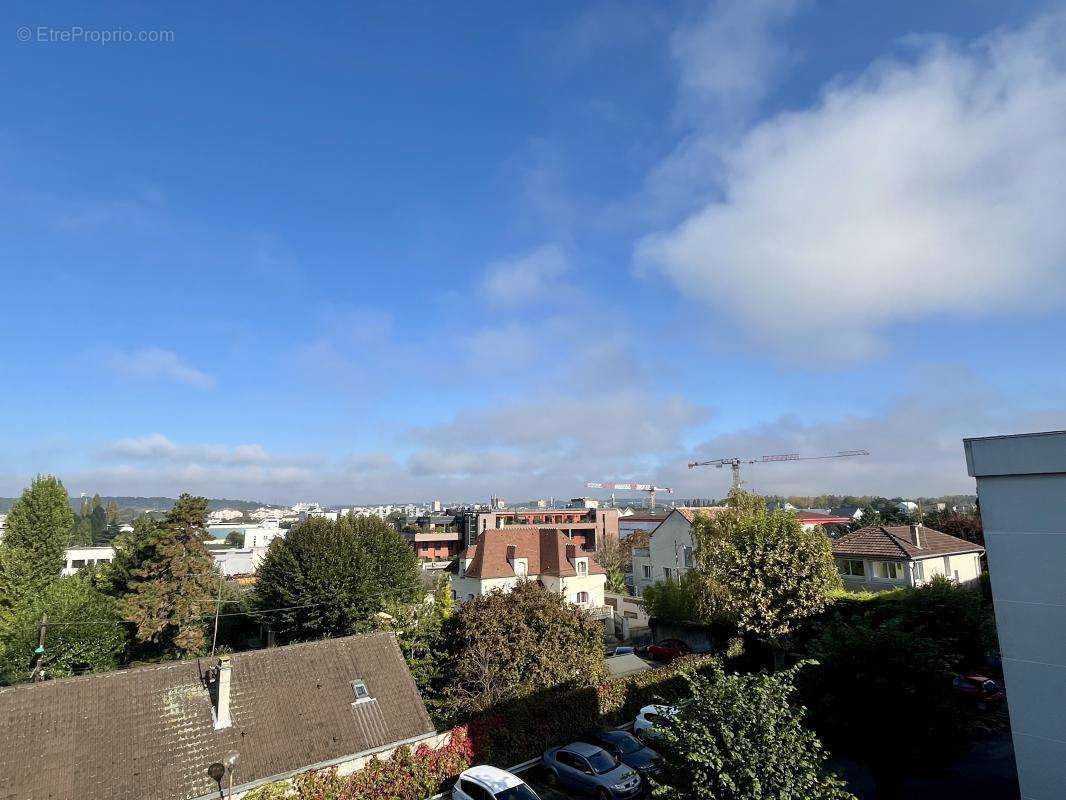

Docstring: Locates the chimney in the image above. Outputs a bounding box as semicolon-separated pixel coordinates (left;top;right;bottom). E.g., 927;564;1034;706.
911;523;922;548
506;544;517;567
565;543;577;562
213;655;233;730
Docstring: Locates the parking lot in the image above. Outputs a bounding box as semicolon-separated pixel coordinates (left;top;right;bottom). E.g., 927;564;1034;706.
515;765;651;800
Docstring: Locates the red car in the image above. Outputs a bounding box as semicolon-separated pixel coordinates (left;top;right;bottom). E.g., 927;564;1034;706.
953;673;1005;709
646;638;693;662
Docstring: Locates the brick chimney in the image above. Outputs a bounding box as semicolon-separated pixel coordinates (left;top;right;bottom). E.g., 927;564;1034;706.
506;544;517;567
565;543;577;562
910;523;922;548
212;655;233;730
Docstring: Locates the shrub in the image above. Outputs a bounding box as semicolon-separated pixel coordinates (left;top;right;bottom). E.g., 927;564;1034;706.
242;726;473;800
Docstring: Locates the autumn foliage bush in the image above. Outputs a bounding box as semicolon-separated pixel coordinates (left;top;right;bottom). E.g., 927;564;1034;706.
242;726;473;800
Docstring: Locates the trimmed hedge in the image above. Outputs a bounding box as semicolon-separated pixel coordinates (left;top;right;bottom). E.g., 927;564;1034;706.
466;654;719;767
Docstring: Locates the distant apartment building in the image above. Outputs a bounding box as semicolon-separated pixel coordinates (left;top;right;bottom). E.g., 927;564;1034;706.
63;545;116;575
457;505;619;552
965;430;1066;800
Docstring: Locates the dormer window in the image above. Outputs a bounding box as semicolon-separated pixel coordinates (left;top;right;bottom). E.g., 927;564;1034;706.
576;558;588;576
351;679;373;706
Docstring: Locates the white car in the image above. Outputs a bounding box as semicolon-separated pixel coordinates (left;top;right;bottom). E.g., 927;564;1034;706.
633;704;679;740
453;765;542;800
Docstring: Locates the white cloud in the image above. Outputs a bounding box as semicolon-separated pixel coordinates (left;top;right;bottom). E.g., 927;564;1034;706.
638;14;1066;361
481;245;570;307
103;347;214;388
106;435;276;466
670;0;802;120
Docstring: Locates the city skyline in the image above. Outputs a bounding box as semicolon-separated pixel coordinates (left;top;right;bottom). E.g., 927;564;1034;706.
3;1;1065;503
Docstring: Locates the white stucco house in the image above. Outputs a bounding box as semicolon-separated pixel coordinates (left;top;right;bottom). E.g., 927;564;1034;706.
630;507;726;596
831;523;983;592
450;527;610;621
62;545;116;575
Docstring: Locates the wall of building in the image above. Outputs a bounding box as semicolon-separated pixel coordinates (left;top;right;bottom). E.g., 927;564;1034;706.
62;546;116;575
629;512;695;596
965;431;1066;800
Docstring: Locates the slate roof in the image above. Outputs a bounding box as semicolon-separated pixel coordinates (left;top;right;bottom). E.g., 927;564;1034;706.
462;527;606;579
0;632;435;800
832;524;984;560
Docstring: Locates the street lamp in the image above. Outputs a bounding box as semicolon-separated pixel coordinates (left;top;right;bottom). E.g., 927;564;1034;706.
223;750;240;799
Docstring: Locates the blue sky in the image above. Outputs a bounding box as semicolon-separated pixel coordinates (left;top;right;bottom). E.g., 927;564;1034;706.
2;0;1065;503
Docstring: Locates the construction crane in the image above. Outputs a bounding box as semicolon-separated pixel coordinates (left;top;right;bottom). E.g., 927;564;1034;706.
585;482;674;510
687;450;869;491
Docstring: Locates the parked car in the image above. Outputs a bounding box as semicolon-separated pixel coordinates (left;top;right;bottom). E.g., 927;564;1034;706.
633;704;679;740
542;741;642;800
645;638;692;662
612;645;635;656
953;673;1005;709
581;728;660;783
454;765;542;800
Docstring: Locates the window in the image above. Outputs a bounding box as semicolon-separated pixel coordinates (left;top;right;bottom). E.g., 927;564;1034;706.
872;561;903;580
642;565;652;579
663;567;673;580
71;559;85;568
576;591;589;604
838;559;865;577
514;559;527;577
682;546;694;569
576;559;588;576
350;680;372;704
914;561;924;581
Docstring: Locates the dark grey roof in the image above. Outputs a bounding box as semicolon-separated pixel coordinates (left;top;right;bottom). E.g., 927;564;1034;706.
0;632;435;800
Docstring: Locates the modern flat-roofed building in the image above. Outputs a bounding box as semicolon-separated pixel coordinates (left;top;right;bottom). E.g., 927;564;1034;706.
965;430;1066;800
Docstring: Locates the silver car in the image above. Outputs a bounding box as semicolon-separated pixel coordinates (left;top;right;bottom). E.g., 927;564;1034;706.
542;741;642;800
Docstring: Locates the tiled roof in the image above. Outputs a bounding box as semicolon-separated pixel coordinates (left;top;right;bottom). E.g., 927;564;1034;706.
0;632;434;800
674;506;727;524
832;525;984;560
463;527;606;579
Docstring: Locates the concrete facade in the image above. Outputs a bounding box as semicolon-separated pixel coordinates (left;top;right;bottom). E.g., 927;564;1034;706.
965;430;1066;800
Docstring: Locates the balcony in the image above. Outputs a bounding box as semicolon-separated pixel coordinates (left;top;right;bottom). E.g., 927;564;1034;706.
579;604;614;621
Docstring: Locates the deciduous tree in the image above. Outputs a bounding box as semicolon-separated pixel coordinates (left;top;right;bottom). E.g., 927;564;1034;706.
0;575;126;684
254;515;422;642
692;491;841;639
653;663;854;800
446;581;605;716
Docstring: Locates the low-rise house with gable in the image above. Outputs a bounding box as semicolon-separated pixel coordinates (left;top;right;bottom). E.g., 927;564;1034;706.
450;527;611;622
832;523;984;592
0;632;440;800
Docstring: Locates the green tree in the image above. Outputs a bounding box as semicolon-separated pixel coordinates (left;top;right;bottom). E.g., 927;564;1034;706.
805;619;970;798
642;571;705;624
0;476;75;622
692;490;842;640
254;515;422;642
433;573;455;620
105;499;119;524
224;530;244;548
0;575;126;684
445;581;605;716
89;494;107;544
98;515;159;598
119;494;218;656
653;663;854;800
68;516;95;547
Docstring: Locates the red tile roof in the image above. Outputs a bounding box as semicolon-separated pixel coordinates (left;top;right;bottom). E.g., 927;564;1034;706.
463;527;605;579
832;524;984;560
